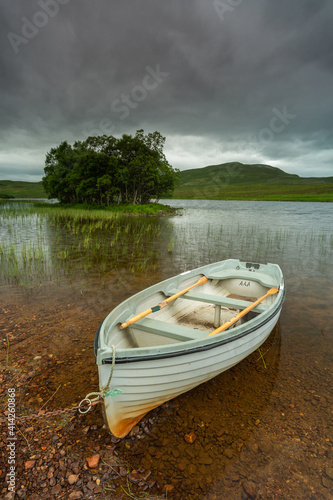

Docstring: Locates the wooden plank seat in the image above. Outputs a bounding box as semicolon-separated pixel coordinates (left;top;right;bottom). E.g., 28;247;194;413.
133;318;205;341
166;289;267;313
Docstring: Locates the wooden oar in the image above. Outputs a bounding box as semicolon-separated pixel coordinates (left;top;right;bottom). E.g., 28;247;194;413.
120;276;208;330
206;287;279;337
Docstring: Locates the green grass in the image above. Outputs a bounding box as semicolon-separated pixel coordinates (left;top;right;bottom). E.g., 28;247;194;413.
0;180;46;198
33;202;178;216
175;183;333;202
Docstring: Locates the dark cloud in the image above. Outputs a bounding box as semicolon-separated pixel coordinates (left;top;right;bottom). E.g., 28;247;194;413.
0;0;332;181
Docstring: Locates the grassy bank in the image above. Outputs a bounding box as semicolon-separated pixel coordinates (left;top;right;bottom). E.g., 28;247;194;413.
174;183;333;202
33;202;178;216
0;180;46;198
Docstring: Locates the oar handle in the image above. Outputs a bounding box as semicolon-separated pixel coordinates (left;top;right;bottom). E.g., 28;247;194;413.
207;287;279;337
120;275;208;330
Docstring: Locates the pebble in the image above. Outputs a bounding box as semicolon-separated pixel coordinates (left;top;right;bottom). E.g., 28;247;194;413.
324;467;333;480
243;480;257;498
24;460;36;470
3;493;15;500
68;492;84;500
224;447;234;459
86;454;100;468
119;467;128;477
50;484;62;495
199;454;213;465
162;484;175;494
86;480;96;490
68;474;79;484
184;432;197;444
322;477;332;489
128;471;142;483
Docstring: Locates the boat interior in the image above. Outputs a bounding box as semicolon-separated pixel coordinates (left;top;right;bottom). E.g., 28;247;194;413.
106;274;279;350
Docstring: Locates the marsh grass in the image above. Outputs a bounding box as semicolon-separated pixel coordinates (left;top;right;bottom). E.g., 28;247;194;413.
0;203;166;286
1;202;332;289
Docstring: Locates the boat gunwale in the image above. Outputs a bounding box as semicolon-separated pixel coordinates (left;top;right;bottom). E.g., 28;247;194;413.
95;258;286;365
100;285;285;364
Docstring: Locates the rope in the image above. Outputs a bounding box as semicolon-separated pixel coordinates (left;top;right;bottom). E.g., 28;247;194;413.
78;345;123;414
0;346;121;423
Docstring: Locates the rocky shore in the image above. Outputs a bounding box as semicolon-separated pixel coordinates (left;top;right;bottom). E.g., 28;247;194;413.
1;286;332;500
1;354;168;500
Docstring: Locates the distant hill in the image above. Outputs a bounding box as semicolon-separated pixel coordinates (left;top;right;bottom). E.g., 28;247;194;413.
0;180;47;199
173;162;333;202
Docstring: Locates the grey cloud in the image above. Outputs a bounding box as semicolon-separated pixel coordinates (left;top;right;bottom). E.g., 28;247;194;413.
0;0;332;181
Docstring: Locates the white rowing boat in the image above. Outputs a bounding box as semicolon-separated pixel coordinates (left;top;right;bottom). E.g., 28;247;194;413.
94;259;285;437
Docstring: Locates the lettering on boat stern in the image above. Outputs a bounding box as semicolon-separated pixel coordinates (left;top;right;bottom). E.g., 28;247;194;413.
239;281;251;287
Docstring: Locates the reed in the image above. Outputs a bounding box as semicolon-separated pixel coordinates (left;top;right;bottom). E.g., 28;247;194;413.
1;202;332;289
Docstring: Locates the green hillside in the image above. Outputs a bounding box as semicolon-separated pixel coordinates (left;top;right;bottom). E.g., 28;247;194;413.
173;162;333;202
0;180;47;199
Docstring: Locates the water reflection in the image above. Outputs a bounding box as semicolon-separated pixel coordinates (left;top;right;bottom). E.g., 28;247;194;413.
161;200;333;299
0;202;172;286
1;201;332;292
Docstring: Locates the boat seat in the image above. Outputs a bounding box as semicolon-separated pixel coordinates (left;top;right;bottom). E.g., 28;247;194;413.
207;270;278;288
133;318;205;341
167;289;267;313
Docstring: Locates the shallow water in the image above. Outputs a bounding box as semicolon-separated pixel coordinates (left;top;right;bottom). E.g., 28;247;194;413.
1;199;333;499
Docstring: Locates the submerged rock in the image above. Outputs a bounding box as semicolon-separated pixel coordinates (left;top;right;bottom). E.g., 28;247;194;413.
86;454;100;469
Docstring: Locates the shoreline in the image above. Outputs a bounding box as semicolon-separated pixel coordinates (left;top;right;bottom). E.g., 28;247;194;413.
2;195;333;204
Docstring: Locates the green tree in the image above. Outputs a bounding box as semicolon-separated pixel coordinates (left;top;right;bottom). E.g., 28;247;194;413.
42;142;77;203
42;131;179;205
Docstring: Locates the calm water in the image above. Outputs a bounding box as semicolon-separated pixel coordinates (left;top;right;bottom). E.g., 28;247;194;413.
1;200;333;499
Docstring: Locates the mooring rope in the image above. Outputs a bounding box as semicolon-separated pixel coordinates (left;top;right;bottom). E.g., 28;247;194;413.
78;345;122;414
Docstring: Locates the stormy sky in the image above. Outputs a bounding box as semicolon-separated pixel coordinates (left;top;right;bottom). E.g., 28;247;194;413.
1;0;333;181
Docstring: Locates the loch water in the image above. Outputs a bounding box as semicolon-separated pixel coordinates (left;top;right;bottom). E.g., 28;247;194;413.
1;199;332;499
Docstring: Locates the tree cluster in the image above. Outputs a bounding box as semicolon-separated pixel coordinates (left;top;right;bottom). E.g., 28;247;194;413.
42;130;179;205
